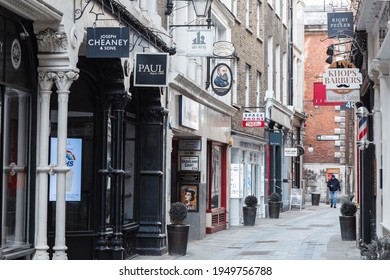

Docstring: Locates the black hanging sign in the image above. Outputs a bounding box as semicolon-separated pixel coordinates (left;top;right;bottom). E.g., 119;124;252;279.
134;52;168;87
327;12;354;38
86;27;129;58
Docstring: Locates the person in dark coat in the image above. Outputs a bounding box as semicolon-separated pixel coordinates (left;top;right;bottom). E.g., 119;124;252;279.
327;175;340;208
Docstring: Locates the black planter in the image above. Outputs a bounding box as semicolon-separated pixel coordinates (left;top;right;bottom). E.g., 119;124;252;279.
339;216;356;241
311;193;320;206
167;224;190;255
243;207;257;226
268;202;281;218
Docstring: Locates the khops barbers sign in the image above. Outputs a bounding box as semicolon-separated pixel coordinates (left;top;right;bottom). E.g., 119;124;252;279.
86;27;129;58
134;53;168;87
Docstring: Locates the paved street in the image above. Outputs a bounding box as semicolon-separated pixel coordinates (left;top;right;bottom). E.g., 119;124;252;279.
132;203;362;260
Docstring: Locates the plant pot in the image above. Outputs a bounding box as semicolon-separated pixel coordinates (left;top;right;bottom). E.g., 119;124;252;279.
339;216;356;241
167;224;190;255
311;193;320;206
268;201;281;219
243;206;257;226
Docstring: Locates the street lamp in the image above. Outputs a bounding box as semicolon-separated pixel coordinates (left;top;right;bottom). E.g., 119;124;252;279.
165;0;213;17
192;0;213;17
307;144;314;153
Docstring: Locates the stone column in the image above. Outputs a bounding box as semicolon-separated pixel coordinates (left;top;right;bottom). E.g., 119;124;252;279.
33;71;55;260
52;70;79;260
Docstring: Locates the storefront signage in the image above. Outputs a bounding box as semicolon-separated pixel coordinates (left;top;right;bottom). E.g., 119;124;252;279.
179;172;201;182
180;156;199;171
134;52;168;87
86;27;129;58
179;95;200;130
284;148;298;157
269;132;282;146
242;112;265;128
49;138;82;202
178;139;202;151
187;29;212;56
327;12;354;38
323;60;362;102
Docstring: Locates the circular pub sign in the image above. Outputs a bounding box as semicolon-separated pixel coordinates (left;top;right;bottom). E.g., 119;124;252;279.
211;63;232;96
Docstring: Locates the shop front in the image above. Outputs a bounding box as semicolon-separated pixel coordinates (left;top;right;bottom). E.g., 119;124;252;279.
169;75;236;240
0;7;37;259
229;133;267;226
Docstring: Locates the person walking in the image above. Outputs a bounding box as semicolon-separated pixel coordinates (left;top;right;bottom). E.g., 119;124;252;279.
327;175;340;208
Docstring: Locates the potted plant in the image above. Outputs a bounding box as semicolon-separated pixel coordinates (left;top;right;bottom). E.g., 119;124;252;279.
339;198;357;241
243;195;258;226
167;202;189;255
268;192;281;218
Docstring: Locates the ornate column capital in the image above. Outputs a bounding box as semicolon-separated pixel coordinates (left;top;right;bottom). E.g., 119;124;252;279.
38;71;56;91
52;70;79;91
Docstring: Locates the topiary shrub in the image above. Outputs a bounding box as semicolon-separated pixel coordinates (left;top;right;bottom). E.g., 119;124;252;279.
340;200;357;216
244;195;258;207
268;192;280;202
169;202;188;225
360;236;390;260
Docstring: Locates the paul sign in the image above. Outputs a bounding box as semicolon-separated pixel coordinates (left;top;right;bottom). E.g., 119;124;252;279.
134;52;168;87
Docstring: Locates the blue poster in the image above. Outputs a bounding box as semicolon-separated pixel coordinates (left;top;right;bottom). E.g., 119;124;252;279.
49;138;82;202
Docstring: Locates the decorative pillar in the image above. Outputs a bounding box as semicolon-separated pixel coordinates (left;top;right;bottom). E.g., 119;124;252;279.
96;59;130;260
110;93;130;260
52;70;79;260
33;71;55;260
95;94;112;260
136;90;168;255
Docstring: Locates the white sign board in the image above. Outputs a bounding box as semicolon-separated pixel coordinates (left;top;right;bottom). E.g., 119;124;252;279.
284;148;298;157
180;156;199;171
230;164;241;198
187;29;213;56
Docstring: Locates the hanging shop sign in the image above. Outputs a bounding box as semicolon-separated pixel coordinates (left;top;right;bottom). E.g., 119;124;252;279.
327;12;354;38
242;112;265;128
269;132;282;146
284;148;298;157
134;52;168;87
211;63;232;96
323;60;362;102
213;41;235;57
86;27;129;58
187;29;212;56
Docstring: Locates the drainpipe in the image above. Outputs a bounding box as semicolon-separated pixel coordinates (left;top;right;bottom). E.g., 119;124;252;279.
288;0;293;106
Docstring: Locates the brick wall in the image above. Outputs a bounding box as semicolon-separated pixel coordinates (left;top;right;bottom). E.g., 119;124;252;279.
303;31;340;164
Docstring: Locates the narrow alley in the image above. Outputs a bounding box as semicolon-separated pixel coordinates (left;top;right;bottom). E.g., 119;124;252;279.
132;203;361;260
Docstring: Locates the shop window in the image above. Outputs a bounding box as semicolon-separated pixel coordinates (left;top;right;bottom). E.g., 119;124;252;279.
122;120;136;224
1;88;31;247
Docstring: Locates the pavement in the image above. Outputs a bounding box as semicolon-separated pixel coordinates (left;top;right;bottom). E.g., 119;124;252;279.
132;203;362;260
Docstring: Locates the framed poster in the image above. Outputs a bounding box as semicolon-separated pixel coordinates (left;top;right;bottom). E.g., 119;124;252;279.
180;184;199;212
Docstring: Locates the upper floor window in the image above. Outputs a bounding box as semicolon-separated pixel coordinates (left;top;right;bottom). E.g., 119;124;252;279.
256;0;263;39
246;0;251;28
245;64;251;107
